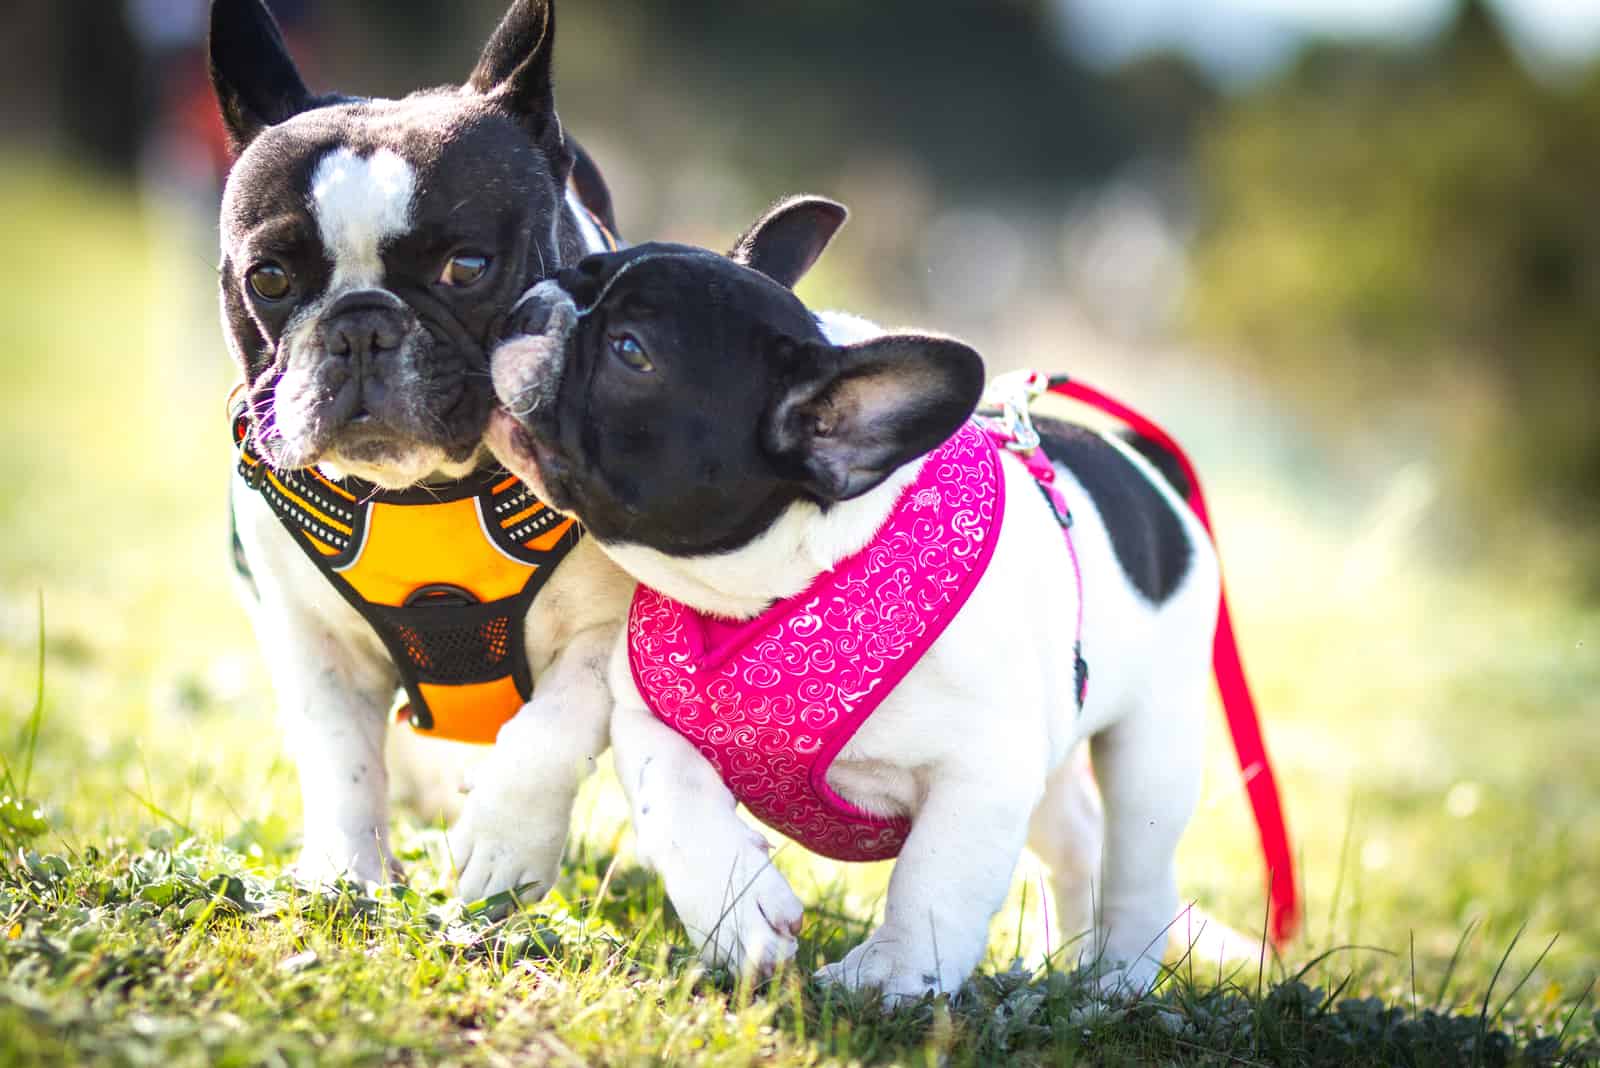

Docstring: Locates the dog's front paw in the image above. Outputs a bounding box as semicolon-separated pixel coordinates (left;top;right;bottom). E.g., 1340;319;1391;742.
294;832;400;887
678;847;803;978
1085;956;1162;1001
447;784;563;907
815;933;956;1004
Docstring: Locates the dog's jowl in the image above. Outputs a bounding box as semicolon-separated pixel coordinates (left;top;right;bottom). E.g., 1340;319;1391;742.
486;196;1282;1000
214;0;634;901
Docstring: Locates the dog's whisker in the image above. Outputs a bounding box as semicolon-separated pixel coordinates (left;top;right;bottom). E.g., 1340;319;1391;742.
504;394;544;420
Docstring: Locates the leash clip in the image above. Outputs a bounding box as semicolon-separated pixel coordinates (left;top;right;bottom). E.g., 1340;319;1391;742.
982;369;1048;453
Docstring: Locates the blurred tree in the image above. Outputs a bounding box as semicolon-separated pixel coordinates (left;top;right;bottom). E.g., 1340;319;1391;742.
1186;0;1600;550
48;0;143;169
6;0;1205;197
617;0;1134;190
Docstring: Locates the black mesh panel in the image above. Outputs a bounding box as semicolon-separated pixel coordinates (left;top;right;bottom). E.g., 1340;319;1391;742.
369;598;523;687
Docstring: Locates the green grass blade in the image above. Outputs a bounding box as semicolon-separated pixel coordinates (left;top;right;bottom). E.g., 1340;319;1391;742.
20;590;46;796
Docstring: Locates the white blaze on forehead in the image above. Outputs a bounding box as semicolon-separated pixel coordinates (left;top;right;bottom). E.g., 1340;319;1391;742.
309;147;416;290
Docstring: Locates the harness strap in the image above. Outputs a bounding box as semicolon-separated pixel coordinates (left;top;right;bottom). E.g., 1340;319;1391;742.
1036;373;1300;947
982;423;1091;711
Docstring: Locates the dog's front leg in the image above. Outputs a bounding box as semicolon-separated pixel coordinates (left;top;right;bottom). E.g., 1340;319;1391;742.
255;608;401;885
448;624;615;905
816;773;1041;1002
610;680;803;978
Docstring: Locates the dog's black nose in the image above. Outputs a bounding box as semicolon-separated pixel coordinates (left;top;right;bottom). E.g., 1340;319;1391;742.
322;303;406;362
503;297;555;340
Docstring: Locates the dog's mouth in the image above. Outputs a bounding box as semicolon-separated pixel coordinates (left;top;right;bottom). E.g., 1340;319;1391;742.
487;407;573;511
330;421;411;466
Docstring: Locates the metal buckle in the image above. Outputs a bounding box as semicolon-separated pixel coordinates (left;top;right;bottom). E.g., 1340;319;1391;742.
982;370;1047;453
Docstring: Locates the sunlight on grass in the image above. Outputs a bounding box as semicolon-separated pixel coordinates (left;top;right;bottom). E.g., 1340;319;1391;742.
1;158;1594;1065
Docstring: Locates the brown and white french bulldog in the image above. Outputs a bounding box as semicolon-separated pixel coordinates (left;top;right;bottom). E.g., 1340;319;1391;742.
215;0;632;901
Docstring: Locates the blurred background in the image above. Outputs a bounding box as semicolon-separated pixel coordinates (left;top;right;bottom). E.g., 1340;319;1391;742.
5;0;1599;561
0;0;1595;996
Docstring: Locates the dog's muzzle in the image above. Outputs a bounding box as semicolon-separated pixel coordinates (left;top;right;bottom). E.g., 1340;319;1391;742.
492;280;579;425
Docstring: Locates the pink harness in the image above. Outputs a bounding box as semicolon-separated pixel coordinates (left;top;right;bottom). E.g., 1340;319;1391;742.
628;378;1301;945
627;419;1055;861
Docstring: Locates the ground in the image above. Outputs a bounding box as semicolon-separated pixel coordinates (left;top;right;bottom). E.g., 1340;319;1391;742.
0;161;1595;1066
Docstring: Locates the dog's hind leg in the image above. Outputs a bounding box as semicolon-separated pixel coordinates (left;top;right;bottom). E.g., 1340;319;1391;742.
1026;743;1103;967
1085;646;1210;997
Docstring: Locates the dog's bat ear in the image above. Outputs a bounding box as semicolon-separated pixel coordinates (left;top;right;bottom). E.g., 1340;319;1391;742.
467;0;562;151
765;333;986;502
208;0;314;153
730;196;849;289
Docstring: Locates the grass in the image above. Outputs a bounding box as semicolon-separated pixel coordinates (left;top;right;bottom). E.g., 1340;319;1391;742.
1;157;1597;1065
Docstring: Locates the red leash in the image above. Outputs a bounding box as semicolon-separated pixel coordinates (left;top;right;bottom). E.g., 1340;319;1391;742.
1041;374;1300;946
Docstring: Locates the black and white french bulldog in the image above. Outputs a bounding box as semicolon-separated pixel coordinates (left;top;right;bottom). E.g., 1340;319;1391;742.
215;0;633;898
487;198;1224;1000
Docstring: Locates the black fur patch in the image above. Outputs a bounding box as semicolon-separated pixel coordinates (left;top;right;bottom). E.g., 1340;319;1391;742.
1117;429;1192;500
1034;417;1192;604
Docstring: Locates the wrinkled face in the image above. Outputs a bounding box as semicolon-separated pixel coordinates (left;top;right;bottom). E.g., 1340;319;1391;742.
220;96;571;487
488;246;829;552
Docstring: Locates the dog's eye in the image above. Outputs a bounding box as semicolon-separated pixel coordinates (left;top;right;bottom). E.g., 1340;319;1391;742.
439;253;491;288
247;262;291;302
609;333;654;373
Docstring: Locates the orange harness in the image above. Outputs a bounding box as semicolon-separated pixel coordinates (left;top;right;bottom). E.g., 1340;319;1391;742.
232;406;581;744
